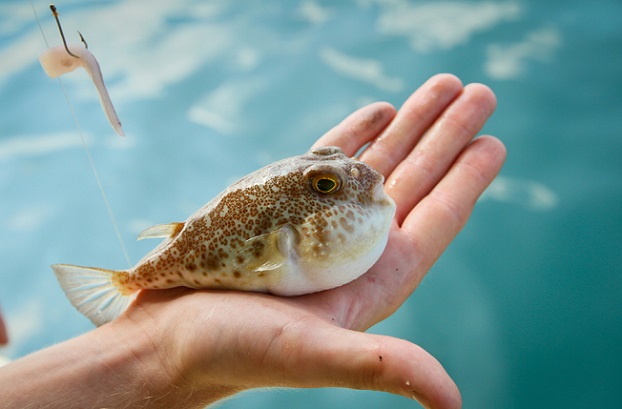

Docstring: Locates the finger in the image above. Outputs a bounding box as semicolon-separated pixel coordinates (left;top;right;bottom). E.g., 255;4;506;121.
303;137;505;331
311;101;396;156
360;74;464;176
403;136;506;283
387;83;498;224
265;322;461;409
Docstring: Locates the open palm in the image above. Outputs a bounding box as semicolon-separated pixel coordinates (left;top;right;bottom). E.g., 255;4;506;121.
123;74;505;409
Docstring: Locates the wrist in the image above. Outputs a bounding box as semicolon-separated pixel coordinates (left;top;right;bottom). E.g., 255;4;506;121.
116;298;240;408
1;318;171;408
0;310;235;409
95;317;179;404
105;309;237;408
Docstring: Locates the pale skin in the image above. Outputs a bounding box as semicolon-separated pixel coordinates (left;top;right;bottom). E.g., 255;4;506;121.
0;74;505;409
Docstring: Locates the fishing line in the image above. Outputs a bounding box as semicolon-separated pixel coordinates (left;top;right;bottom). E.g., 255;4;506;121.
31;2;131;268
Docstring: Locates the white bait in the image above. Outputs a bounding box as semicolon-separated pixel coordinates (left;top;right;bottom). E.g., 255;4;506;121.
38;4;124;136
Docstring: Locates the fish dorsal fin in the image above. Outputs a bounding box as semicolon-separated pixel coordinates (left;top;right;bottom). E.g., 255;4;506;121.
237;224;298;273
137;222;184;241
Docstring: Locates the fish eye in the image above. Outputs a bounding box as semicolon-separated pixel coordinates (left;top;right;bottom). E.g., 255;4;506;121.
310;174;341;195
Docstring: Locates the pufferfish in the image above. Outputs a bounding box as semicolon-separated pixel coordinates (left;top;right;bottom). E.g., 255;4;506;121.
52;146;396;326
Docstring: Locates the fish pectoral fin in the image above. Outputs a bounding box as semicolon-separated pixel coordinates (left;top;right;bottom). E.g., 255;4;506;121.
238;224;298;273
137;222;184;241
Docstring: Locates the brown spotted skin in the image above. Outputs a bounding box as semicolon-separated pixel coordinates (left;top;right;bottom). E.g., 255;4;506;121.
116;146;394;295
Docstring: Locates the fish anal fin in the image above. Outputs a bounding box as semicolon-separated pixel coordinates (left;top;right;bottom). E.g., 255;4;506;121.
137;222;184;241
51;264;137;326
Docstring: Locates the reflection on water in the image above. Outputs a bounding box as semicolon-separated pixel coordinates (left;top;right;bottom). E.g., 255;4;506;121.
482;175;558;211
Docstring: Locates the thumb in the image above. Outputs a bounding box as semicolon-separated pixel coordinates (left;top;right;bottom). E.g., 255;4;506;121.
267;322;462;409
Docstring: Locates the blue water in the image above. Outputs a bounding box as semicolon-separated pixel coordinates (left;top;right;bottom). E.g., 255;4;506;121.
1;1;621;408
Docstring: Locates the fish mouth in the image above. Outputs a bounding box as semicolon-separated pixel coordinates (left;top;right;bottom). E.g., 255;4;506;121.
372;175;396;211
372;178;387;202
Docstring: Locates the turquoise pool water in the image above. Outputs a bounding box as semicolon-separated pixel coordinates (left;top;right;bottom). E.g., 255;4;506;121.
1;1;620;408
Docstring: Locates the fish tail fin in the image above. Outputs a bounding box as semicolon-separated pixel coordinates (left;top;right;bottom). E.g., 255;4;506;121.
51;264;137;327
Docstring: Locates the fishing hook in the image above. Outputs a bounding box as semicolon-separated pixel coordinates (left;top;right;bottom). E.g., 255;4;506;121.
78;31;88;49
50;3;86;58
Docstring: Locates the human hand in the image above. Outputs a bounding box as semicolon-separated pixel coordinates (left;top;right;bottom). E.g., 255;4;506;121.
118;74;506;409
